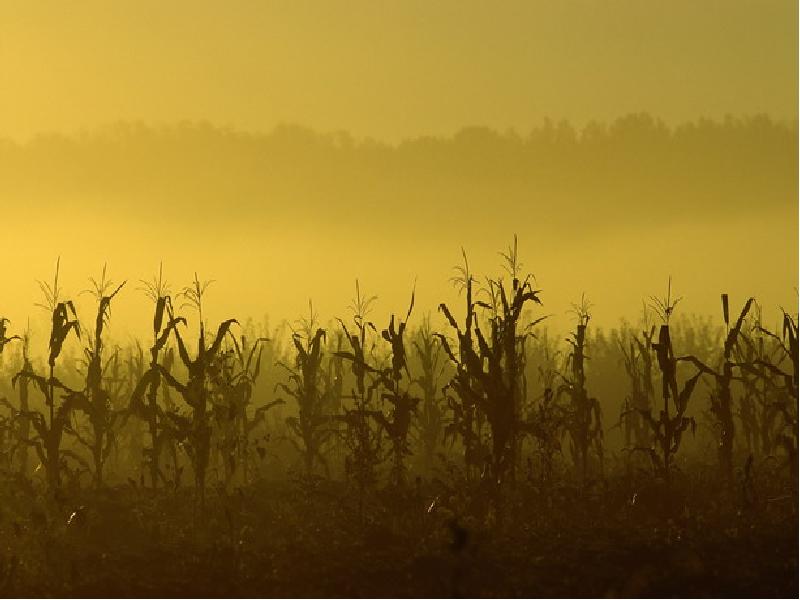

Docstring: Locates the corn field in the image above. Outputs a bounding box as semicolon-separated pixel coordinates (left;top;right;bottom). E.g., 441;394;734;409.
0;243;795;596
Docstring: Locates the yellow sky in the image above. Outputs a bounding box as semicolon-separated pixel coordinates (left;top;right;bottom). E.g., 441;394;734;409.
0;1;796;347
0;0;797;141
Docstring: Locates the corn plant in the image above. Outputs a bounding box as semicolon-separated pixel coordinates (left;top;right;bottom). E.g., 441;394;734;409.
734;303;786;457
121;341;148;478
618;310;656;455
0;318;20;470
680;294;753;484
438;238;544;491
208;352;236;485
234;333;277;483
770;310;798;466
738;308;798;468
437;250;485;480
278;301;333;477
13;259;83;491
531;395;563;489
636;280;703;491
0;317;20;354
411;316;447;475
370;291;420;487
12;325;31;475
129;264;186;487
525;332;563;488
159;346;183;486
317;332;346;472
558;295;603;485
480;238;546;485
335;280;384;508
67;265;126;487
211;332;276;486
155;274;237;505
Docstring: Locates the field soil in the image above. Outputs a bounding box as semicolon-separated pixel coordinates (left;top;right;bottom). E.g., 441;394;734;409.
0;472;796;598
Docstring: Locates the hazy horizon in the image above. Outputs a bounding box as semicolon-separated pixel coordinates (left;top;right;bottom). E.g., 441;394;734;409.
1;0;797;142
0;0;796;350
0;114;796;348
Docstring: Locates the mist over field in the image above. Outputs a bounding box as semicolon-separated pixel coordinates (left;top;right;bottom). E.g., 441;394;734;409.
2;0;796;341
0;1;796;596
1;115;796;345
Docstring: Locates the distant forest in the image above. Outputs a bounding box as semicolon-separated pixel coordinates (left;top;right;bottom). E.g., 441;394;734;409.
1;114;795;235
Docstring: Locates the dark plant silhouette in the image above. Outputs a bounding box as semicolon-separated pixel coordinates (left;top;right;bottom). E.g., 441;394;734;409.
278;301;332;477
13;259;83;491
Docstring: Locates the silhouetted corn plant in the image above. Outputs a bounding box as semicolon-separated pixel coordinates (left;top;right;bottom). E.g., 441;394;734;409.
771;310;798;467
411;316;448;475
13;259;83;492
0;318;20;354
526;332;563;488
738;308;798;469
159;347;183;486
436;250;485;480
439;238;544;493
0;318;20;471
322;331;345;464
680;294;753;484
558;295;603;485
12;325;31;475
335;280;384;512
209;350;239;486
619;310;656;456
635;280;703;492
224;332;276;485
67;265;126;487
734;303;785;458
128;264;185;487
370;290;419;487
278;301;333;477
121;341;148;478
527;396;562;490
155;274;237;506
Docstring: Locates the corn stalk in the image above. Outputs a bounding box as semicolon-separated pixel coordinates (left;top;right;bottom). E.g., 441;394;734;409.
411;317;447;475
559;300;603;485
13;260;82;491
278;315;332;477
154;275;237;506
680;295;753;484
438;239;544;493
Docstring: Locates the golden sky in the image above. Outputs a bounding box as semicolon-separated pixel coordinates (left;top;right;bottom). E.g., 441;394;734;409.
0;0;797;141
0;1;796;345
